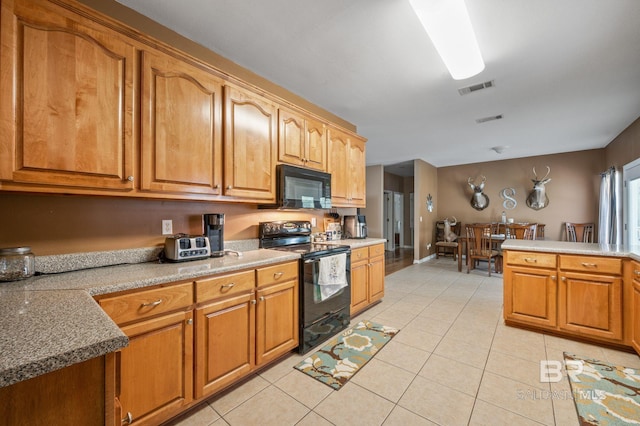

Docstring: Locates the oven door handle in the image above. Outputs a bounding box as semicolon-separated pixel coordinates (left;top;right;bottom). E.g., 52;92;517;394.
308;308;345;326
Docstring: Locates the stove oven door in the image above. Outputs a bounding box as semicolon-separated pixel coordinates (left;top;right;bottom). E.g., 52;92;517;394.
299;252;351;354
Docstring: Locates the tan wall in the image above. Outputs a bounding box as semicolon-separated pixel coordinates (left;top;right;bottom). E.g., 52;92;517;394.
403;177;415;246
363;165;384;238
414;160;438;260
436;150;605;241
605;116;640;168
0;193;331;255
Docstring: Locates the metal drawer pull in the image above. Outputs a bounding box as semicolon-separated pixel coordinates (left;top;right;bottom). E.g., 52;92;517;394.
561;276;567;281
551;276;556;280
141;299;162;307
259;296;265;302
635;270;640;276
523;258;537;263
122;412;133;424
221;283;235;289
581;262;598;267
273;272;284;279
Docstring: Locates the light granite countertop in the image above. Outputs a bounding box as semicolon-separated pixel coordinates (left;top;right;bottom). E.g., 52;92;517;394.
501;239;640;261
0;238;386;388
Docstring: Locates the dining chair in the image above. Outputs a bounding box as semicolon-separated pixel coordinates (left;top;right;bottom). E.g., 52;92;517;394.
465;224;500;276
565;222;595;243
435;220;462;260
505;223;538;240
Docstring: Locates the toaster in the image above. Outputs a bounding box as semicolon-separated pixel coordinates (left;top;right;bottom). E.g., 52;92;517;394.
164;234;211;261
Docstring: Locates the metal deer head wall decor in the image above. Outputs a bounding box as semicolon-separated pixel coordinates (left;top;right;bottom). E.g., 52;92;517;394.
526;166;551;210
468;176;489;211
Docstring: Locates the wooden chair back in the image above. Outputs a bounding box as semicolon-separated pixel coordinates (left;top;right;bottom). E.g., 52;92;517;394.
465;224;500;276
565;222;595;243
506;223;537;240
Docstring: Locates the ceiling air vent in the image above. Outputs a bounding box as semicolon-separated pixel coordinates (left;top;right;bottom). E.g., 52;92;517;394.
458;80;495;96
475;114;503;124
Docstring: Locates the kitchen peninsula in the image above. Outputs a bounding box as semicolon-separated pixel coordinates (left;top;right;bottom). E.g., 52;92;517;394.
502;239;640;356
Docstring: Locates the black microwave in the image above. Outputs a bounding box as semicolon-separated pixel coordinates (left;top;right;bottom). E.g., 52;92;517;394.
265;164;332;209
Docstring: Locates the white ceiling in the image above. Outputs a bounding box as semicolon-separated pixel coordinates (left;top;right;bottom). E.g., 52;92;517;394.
116;0;640;169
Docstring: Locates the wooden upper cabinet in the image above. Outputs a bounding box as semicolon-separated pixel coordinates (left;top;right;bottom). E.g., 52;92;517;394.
278;108;326;171
0;0;135;191
140;50;223;196
223;84;277;201
327;126;366;207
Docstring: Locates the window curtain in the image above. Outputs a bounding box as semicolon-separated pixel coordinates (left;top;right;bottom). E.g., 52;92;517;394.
598;166;621;244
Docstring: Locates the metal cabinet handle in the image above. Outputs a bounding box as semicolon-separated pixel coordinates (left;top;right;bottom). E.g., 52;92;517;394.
561;276;566;281
581;262;597;268
187;318;193;325
122;412;133;425
523;258;537;263
213;184;219;189
273;272;284;279
126;176;134;182
550;276;556;280
226;185;232;190
635;270;640;276
259;296;265;302
141;299;162;307
250;299;257;305
221;283;235;289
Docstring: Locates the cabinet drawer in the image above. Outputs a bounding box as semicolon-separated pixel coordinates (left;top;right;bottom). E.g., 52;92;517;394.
559;255;622;275
256;261;298;286
99;282;193;325
195;270;255;303
351;247;369;264
506;251;556;269
368;244;385;258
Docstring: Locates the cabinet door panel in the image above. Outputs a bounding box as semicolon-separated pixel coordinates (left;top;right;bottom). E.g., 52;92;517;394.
141;51;222;195
224;85;277;200
350;261;368;315
278;108;305;166
255;280;298;365
304;117;326;171
119;310;193;424
348;138;366;206
633;277;640;354
1;11;135;190
327;129;349;204
368;256;385;303
504;267;557;328
558;273;622;340
195;292;255;398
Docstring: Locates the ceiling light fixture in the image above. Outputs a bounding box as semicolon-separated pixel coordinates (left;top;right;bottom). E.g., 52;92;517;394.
409;0;485;80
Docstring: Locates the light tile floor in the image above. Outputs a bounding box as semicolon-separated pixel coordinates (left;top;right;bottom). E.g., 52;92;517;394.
166;258;640;426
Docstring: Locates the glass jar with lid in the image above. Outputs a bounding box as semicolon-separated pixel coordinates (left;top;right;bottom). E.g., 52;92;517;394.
0;247;35;281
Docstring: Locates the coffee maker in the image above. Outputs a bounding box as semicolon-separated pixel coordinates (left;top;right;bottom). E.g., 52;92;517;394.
203;213;225;257
343;215;367;239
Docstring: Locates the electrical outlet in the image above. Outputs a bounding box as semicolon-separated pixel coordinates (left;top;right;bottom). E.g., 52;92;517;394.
427;243;432;249
162;220;173;235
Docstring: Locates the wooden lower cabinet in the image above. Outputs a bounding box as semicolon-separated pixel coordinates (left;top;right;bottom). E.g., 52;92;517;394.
98;283;195;426
504;264;557;329
195;261;298;399
558;271;622;341
0;356;107;425
630;261;640;353
504;250;627;346
350;244;385;315
118;310;194;425
195;291;255;398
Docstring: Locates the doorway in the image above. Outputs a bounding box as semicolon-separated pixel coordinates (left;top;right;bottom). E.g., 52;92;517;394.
383;190;405;251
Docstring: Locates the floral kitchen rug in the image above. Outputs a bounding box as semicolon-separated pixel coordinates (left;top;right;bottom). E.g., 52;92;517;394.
294;320;399;390
564;352;640;425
